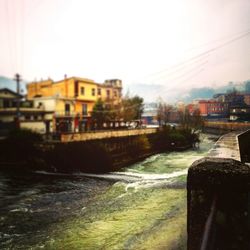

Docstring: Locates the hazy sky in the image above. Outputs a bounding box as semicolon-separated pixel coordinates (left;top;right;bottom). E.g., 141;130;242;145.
1;0;250;100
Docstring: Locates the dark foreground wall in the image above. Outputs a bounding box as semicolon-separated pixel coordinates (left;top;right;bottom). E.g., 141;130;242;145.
187;157;250;250
238;129;250;163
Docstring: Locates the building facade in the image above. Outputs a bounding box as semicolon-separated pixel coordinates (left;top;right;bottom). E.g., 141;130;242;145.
229;105;250;121
26;76;123;132
198;100;229;118
0;88;53;135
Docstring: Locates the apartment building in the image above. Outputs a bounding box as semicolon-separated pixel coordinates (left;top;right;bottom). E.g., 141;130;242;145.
26;76;122;132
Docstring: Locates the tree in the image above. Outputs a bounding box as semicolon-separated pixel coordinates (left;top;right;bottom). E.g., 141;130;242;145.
91;99;110;129
179;107;203;132
122;94;144;121
156;100;173;126
162;104;173;125
192;109;204;131
157;101;164;126
245;80;250;93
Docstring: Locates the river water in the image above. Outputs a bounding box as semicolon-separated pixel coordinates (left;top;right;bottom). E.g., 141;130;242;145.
0;134;217;250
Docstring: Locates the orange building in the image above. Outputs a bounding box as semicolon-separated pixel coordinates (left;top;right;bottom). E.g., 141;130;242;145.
198;100;229;117
27;76;122;132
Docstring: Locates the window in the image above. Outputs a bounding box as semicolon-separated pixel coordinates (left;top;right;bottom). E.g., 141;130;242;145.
80;87;85;95
82;104;88;116
92;88;95;96
65;103;70;115
114;90;117;97
106;89;110;97
98;88;101;95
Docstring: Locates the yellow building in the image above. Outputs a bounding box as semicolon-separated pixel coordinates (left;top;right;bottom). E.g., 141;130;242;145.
27;76;122;132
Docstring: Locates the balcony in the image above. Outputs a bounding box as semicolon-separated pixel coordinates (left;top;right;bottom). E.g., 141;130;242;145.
54;111;90;118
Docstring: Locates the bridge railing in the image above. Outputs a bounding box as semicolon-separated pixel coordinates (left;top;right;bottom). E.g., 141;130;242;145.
187;157;250;250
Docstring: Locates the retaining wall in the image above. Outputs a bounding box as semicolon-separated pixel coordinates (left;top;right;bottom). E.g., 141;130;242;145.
60;128;157;142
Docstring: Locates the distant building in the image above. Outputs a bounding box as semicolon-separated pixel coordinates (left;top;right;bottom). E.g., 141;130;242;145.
229;105;250;121
0;88;53;135
198;100;229;118
176;101;185;112
168;108;181;123
26;76;123;132
186;104;197;115
142;103;158;125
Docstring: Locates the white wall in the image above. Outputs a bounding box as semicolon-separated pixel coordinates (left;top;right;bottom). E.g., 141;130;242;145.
20;121;46;134
33;98;56;111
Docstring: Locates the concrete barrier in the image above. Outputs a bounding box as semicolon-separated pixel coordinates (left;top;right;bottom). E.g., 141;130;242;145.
187;157;250;250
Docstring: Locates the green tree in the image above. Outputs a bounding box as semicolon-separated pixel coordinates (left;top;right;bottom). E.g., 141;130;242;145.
92;99;110;129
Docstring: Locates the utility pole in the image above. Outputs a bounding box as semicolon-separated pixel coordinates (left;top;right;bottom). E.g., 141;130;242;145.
14;73;22;128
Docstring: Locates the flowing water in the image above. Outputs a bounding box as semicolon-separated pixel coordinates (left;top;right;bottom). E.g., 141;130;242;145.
0;134;217;250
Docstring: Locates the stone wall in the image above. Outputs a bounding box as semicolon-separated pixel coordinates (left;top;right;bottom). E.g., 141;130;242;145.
204;121;250;132
60;128;157;142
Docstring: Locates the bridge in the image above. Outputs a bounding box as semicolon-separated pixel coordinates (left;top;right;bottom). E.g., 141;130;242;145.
187;129;250;250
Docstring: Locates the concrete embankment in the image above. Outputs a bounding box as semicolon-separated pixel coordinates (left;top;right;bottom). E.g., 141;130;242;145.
207;131;241;161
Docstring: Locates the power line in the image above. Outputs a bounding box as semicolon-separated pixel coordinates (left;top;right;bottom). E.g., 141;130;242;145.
148;58;208;82
143;28;250;80
144;64;206;100
132;28;250;102
185;28;250;53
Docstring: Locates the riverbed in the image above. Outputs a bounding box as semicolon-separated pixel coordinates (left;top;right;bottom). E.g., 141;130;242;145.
0;134;217;249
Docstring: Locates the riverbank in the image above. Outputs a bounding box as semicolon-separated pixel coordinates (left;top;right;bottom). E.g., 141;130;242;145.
0;127;199;173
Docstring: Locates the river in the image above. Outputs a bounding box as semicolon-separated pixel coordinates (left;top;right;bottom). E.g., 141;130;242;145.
0;134;217;250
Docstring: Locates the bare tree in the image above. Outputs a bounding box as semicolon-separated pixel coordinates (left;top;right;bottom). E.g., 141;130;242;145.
157;100;173;126
179;107;203;132
162;104;173;125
